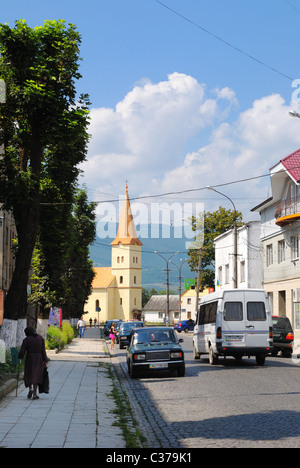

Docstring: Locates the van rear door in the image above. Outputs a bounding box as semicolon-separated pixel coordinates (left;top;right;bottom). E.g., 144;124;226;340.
245;297;270;349
222;291;246;349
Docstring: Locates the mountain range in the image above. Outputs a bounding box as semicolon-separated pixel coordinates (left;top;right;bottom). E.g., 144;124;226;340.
89;223;195;291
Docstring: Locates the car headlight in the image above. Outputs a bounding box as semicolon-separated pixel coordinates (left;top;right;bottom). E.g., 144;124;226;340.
171;351;183;359
133;354;146;361
121;336;127;340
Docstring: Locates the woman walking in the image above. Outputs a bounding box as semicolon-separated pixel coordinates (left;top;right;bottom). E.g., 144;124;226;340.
18;327;49;400
109;322;116;350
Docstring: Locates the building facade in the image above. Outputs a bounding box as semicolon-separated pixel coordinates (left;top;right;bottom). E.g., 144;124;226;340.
214;221;262;290
252;149;300;341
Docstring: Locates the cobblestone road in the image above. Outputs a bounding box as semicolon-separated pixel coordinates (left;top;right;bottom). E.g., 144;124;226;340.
111;334;300;448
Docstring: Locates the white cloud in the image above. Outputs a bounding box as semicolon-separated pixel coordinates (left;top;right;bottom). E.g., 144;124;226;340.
81;72;236;195
80;73;300;219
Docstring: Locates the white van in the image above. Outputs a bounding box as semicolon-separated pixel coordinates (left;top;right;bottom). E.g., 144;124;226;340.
193;289;273;366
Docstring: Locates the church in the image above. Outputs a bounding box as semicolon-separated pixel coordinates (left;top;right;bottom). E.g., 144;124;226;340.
84;185;143;324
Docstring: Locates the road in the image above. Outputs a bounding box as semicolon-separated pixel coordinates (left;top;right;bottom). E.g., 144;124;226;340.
111;333;300;448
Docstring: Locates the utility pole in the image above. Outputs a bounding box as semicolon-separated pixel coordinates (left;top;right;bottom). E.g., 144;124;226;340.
154;251;179;324
195;248;202;315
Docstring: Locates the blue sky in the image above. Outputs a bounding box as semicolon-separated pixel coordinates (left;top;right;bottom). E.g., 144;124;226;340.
2;0;300;223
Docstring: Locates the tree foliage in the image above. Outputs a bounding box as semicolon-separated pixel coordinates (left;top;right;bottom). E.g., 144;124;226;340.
0;20;91;319
188;207;243;289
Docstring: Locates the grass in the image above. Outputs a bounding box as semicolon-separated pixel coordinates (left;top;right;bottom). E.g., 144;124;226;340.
106;363;147;448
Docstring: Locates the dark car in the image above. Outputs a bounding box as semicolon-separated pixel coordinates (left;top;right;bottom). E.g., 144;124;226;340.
119;321;145;349
104;319;122;337
174;319;194;333
126;327;185;378
272;315;294;357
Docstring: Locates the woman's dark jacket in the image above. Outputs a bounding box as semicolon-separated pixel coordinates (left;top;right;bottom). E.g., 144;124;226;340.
18;334;49;388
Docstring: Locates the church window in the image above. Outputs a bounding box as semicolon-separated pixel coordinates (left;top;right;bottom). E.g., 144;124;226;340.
121;256;124;263
117;257;120;263
134;276;136;284
120;276;123;284
120;298;123;305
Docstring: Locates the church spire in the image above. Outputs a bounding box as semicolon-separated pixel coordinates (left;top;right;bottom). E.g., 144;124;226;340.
111;184;143;246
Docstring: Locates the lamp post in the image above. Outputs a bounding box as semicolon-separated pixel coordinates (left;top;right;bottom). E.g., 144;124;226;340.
170;257;188;321
206;186;238;289
154;251;179;324
289;110;300;119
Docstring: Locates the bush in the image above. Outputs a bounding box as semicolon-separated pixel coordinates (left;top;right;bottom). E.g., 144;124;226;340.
46;326;68;350
61;322;74;344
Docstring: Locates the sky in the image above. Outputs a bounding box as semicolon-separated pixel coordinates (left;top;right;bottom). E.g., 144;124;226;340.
2;0;300;232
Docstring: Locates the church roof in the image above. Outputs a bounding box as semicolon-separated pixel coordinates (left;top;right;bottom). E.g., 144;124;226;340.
111;185;143;246
92;267;115;288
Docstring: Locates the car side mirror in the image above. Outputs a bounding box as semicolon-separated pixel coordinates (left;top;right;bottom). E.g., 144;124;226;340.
178;338;184;343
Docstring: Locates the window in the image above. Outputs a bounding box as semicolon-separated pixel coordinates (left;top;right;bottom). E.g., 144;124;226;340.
218;267;222;286
224;302;243;321
187;298;191;305
225;264;229;284
120;276;123;284
117;256;120;263
247;302;266;321
198;301;217;325
278;240;285;263
121;256;124;263
240;261;245;283
291;236;299;261
134;276;136;284
266;244;273;267
120;298;123;305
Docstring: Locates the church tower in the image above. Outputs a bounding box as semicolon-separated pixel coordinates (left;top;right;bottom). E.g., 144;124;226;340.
111;185;143;320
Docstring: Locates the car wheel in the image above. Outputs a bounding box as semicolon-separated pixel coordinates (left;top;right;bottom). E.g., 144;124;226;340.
209;345;218;365
193;343;200;360
130;363;137;379
184;328;189;333
256;354;265;366
177;365;185;377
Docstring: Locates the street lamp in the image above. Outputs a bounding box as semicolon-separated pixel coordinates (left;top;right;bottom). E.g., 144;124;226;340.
206;186;238;289
154;251;179;324
289;110;300;119
169;257;188;321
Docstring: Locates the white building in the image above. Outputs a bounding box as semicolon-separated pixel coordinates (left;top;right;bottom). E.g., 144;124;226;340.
214;221;262;290
252;149;300;342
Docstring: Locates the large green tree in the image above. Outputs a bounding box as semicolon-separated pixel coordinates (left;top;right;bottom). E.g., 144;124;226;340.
188;207;243;289
0;20;90;320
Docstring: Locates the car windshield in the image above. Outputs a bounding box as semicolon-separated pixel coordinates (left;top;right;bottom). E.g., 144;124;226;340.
121;322;142;332
272;316;292;331
132;329;176;345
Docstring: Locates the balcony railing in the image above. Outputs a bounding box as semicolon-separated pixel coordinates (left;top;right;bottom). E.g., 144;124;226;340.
275;197;300;223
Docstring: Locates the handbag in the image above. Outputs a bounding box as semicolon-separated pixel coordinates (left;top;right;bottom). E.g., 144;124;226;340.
39;367;50;394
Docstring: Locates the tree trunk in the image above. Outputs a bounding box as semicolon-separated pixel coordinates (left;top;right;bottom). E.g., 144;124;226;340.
4;127;42;320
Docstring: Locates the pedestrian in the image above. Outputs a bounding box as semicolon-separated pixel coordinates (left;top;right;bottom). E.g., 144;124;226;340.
77;316;87;338
89;318;93;328
94;318;97;328
18;327;49;400
109;322;116;350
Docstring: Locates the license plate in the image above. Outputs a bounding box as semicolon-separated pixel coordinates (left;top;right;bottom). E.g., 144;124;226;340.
225;335;243;342
149;363;168;369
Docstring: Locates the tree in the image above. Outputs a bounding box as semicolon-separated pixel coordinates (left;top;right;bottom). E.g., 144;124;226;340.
0;20;90;320
29;188;96;320
188;207;243;289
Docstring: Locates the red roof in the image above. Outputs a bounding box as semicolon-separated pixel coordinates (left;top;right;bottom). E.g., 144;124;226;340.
281;149;300;182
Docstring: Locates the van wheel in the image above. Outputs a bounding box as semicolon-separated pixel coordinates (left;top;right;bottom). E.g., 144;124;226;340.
193;343;200;360
209;346;218;365
256;354;265;366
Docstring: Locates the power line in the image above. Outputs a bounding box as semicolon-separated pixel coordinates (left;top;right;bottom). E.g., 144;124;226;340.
153;0;294;82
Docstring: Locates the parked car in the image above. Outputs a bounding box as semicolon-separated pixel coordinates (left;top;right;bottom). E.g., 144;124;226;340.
272;315;294;357
119;321;145;349
126;326;185;378
104;319;122;337
115;321;124;344
174;319;194;333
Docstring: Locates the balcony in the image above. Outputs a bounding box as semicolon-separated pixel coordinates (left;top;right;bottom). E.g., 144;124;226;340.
275;197;300;226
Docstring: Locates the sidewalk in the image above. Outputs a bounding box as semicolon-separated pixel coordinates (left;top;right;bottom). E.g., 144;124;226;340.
0;328;127;448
